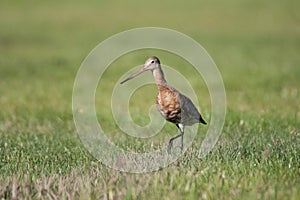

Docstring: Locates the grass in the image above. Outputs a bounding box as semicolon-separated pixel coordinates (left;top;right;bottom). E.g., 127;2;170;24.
0;0;299;199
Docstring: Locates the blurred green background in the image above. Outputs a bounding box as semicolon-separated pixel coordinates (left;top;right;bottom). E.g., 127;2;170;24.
1;0;299;117
0;0;299;199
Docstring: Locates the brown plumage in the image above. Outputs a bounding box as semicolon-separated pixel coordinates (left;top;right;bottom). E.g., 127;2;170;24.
121;56;207;153
156;84;181;124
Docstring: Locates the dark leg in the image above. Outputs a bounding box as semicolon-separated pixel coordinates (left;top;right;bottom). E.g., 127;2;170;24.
180;130;184;151
168;132;183;154
167;124;185;154
179;124;184;151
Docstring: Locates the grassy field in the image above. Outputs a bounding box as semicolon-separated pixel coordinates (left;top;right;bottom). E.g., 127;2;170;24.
0;0;299;199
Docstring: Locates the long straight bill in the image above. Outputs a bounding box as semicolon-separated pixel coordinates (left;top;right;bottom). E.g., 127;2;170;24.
120;67;147;84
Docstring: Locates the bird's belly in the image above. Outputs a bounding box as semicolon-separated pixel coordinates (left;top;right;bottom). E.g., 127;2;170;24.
156;93;181;124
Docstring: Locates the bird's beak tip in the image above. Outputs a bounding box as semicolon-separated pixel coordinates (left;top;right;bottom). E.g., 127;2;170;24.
120;80;126;84
120;66;146;85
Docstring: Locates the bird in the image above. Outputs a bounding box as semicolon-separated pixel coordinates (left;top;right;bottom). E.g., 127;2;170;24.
120;56;207;154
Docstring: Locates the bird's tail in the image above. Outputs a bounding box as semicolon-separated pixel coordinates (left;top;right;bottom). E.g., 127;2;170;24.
200;116;207;125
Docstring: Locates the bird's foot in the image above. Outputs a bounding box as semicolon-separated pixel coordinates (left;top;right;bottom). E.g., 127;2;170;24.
168;141;184;154
180;144;183;152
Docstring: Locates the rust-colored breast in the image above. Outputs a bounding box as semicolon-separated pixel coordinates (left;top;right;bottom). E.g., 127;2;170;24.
156;85;181;124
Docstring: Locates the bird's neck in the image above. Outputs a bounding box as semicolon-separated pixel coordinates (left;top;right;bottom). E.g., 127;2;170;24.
152;66;167;87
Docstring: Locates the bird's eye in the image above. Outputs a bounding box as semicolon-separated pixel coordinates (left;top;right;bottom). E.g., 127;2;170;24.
151;60;154;63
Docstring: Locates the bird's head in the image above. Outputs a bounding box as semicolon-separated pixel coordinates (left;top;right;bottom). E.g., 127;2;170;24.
120;56;160;84
143;56;160;71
